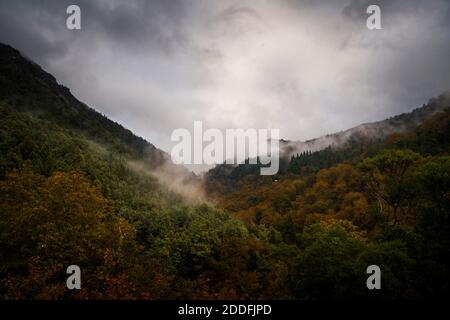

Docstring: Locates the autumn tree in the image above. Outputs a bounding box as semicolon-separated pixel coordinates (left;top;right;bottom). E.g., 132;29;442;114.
361;149;421;224
0;168;138;299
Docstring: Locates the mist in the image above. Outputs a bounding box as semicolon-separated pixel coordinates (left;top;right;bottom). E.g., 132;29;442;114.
1;0;449;160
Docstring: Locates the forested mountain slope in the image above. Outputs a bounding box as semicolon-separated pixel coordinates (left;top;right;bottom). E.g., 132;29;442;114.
0;43;164;163
206;92;450;196
279;93;449;157
0;43;449;299
0;43;254;299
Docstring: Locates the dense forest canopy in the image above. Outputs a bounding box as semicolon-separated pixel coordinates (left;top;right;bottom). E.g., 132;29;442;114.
0;43;449;299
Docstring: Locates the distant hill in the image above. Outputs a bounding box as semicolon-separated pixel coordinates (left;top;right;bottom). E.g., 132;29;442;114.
205;91;450;196
279;92;450;157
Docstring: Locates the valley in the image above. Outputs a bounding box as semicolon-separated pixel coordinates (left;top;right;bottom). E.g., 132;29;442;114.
0;43;449;299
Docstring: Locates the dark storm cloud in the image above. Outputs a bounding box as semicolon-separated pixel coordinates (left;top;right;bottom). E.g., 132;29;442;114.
338;0;450;112
342;0;397;21
85;0;190;53
0;0;191;63
0;0;449;165
0;0;66;63
341;0;450;30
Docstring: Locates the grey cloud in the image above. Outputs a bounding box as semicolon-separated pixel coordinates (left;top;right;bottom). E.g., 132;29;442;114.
0;0;449;169
0;0;67;63
214;5;260;23
86;0;190;54
342;0;412;22
0;0;192;62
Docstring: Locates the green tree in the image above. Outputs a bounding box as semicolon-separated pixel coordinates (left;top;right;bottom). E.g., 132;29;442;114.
362;149;421;224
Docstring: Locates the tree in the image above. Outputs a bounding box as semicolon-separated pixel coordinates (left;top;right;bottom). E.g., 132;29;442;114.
361;149;421;224
289;219;415;299
0;168;138;299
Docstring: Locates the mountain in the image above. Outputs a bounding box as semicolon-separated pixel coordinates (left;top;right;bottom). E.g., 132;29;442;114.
0;42;449;300
0;42;253;299
205;91;450;196
279;92;450;157
0;43;166;163
0;43;203;199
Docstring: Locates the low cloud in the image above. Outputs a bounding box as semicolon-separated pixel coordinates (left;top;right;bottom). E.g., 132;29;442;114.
1;0;449;170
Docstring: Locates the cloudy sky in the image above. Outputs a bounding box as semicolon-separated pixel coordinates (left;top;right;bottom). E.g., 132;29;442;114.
1;0;449;153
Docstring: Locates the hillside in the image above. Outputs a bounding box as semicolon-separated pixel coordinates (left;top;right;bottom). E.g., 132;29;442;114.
280;92;449;156
0;43;203;199
206;92;450;195
0;43;255;299
0;43;449;300
0;43;167;163
204;103;450;299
